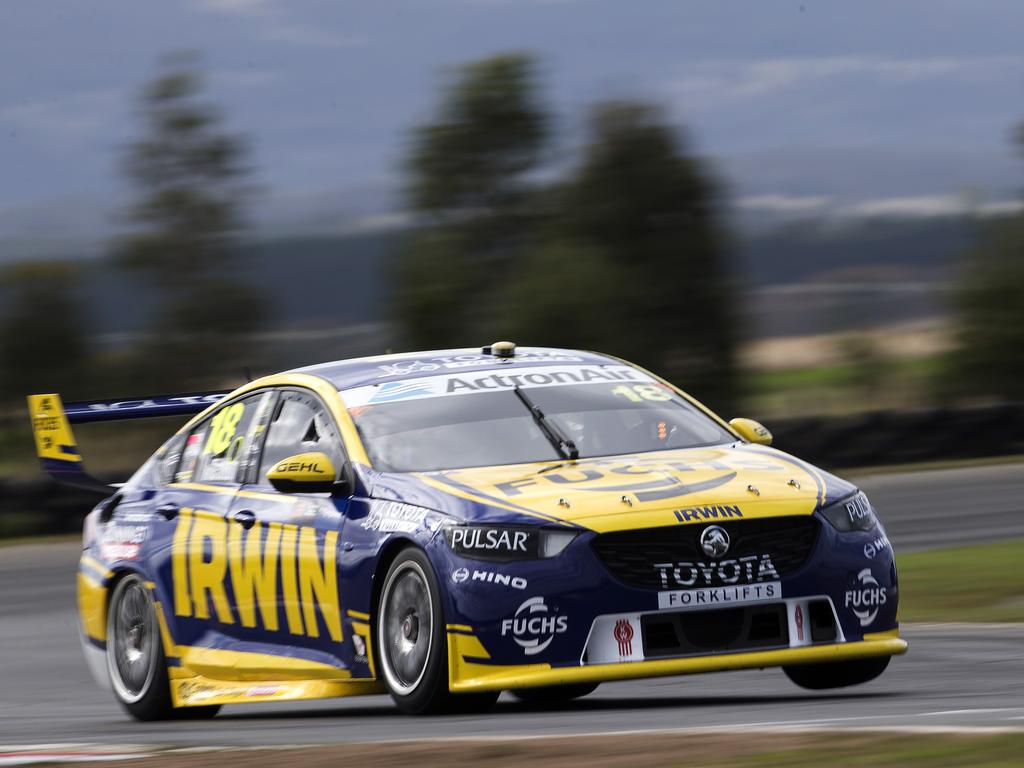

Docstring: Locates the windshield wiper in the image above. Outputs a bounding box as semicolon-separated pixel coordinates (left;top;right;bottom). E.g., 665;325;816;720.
513;386;579;461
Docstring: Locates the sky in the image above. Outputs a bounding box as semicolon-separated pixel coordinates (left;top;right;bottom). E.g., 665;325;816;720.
1;0;1023;249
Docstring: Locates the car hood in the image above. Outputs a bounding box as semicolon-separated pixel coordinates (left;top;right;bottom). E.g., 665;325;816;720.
368;443;856;534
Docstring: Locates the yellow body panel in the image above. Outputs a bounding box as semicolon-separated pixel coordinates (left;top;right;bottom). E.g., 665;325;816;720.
176;645;351;682
447;629;908;693
27;393;80;463
171;676;385;707
77;571;107;642
265;451;337;485
729;417;773;446
419;446;827;533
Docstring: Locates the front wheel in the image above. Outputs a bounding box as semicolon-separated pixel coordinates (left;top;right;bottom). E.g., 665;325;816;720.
377;548;498;715
106;574;219;721
783;656;891;690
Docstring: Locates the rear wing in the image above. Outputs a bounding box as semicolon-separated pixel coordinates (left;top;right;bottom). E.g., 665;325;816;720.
27;391;229;493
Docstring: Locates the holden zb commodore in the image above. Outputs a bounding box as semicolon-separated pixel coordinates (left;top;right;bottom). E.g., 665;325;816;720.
28;343;905;720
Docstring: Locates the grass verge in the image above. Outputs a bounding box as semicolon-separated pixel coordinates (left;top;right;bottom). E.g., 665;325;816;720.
898;538;1024;622
66;732;1024;768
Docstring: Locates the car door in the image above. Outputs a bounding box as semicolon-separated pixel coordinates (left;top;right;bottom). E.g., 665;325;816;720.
149;391;276;655
223;387;353;671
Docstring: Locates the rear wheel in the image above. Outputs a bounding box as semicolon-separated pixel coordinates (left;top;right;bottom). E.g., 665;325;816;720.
377;548;498;715
106;574;219;721
511;682;599;704
783;656;891;690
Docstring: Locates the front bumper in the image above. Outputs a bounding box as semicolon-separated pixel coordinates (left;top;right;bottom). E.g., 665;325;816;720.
448;629;907;692
433;512;901;690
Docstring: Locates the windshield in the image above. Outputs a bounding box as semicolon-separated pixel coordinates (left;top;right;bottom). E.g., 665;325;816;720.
343;365;734;472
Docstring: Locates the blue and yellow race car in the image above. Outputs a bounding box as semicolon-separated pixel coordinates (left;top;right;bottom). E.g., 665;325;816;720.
29;343;906;719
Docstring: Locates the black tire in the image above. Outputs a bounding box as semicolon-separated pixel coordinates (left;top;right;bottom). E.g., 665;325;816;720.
377;547;498;715
106;574;220;721
511;682;599;704
783;655;891;690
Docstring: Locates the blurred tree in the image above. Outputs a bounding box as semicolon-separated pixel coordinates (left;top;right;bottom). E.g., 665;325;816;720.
114;53;264;389
0;262;89;401
395;54;548;348
947;214;1024;401
557;103;739;412
395;57;738;412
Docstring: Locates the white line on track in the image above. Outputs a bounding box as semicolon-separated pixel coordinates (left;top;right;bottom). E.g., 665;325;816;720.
0;753;148;767
917;708;1024;717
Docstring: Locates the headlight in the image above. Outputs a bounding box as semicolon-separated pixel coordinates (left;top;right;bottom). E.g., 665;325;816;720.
444;524;578;561
820;491;878;533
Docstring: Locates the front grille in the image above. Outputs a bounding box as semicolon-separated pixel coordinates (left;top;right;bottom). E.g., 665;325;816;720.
591;516;819;590
640;598;837;658
642;604;789;656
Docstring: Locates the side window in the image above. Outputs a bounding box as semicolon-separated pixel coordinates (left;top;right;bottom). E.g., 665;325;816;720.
174;392;274;484
256;390;344;487
156;432;187;485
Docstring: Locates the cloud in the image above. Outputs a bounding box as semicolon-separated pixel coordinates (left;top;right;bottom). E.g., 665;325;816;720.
735;194;831;213
668;55;1021;107
843;194;1023;218
733;191;1023;220
189;0;364;48
191;0;275;16
260;25;364;49
0;89;123;141
209;68;281;89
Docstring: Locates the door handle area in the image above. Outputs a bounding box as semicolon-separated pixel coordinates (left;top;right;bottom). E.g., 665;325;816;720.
233;509;256;529
156;503;179;520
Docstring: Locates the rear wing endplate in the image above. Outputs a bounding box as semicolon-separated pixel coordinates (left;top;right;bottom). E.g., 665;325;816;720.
27;391;229;492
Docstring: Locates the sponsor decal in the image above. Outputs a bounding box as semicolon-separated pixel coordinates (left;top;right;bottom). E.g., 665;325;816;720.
863;534;890;560
368;381;438;403
99;524;147;561
201;458;238;482
345;364;646;407
501;596;568;656
246;686;279;697
360;501;428;533
291;498;342;525
448;528;528;552
451;567;527;590
351;633;367;663
273;459;329;475
845;568;887;627
85;394;226;414
699;525;730;558
177;681;217;703
495;467;738;505
658;581;781;610
179;681;280;703
376;352;586;378
845;493;873;526
674;505;743;523
614;618;634;657
171;509;342;642
655;554;780;588
117;510;154;523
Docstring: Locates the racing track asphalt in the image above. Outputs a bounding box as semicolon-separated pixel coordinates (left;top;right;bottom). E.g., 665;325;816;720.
0;463;1022;746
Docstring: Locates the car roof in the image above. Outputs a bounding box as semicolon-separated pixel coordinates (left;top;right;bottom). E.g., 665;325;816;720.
287;346;623;391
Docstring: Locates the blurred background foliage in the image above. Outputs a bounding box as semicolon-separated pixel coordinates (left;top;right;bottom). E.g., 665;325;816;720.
2;50;1024;482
